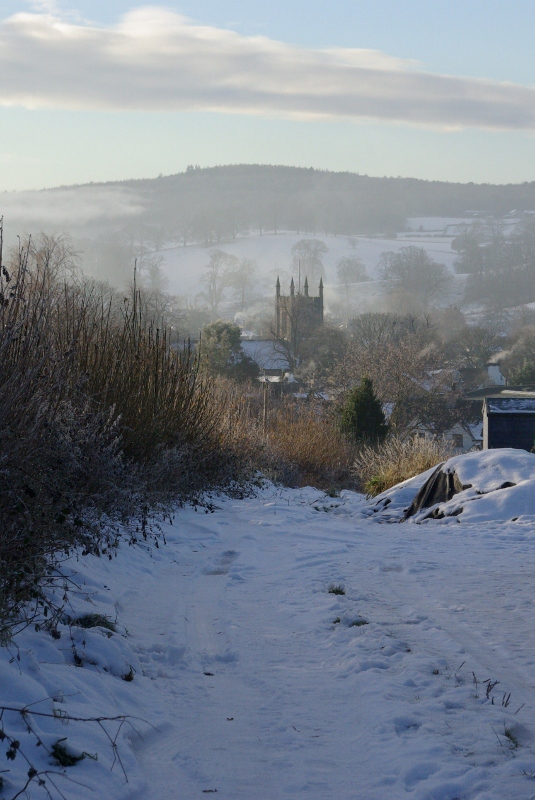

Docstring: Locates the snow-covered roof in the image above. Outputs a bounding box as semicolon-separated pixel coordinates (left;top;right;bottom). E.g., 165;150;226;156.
468;421;483;440
241;339;290;370
382;402;394;420
485;365;506;387
485;397;535;414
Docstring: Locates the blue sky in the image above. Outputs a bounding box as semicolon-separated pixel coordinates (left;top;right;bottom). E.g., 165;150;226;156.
0;1;534;189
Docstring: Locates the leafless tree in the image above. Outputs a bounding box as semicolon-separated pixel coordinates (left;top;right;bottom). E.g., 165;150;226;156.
379;246;451;309
336;255;368;311
199;249;239;317
22;232;81;284
444;324;503;369
337;256;368;287
227;258;259;310
291;239;328;283
332;313;464;434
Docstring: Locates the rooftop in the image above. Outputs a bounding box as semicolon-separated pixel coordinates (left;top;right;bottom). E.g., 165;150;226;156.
485;396;535;414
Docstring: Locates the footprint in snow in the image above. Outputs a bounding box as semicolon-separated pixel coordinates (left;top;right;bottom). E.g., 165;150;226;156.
394;716;422;735
136;643;187;677
203;550;239;576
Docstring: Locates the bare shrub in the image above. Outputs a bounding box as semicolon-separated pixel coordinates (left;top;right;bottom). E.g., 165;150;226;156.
0;244;137;636
353;435;455;497
214;380;356;491
264;402;355;490
0;235;252;638
70;285;240;500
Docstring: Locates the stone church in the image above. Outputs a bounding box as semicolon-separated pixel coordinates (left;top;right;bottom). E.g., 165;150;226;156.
275;276;324;340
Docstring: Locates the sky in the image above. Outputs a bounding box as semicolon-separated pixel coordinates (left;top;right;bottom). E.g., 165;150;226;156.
0;1;534;190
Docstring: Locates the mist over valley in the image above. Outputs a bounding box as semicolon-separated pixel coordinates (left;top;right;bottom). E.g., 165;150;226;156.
3;164;535;330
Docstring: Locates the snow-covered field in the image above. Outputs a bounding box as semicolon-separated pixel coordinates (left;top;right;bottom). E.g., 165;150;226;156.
5;457;535;800
158;232;459;305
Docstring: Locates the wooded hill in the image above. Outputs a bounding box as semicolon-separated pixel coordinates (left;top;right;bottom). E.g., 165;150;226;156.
107;164;535;239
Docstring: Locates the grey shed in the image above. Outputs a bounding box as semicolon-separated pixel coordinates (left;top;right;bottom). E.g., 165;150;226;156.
483;395;535;451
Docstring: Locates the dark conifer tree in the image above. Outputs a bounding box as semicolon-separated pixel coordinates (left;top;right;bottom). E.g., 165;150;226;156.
340;376;388;443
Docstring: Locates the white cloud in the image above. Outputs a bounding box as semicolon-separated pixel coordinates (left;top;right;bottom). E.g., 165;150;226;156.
0;6;534;130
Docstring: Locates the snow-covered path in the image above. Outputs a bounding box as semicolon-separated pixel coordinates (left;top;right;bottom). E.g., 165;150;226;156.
5;485;535;800
116;489;535;800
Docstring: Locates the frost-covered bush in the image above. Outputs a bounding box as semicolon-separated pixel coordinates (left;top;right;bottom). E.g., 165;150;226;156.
0;236;252;637
354;435;455;497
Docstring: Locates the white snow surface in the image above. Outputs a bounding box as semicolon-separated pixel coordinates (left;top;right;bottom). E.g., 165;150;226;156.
367;449;535;525
4;477;535;799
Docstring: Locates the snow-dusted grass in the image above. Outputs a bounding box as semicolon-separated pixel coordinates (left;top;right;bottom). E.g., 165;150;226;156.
215;381;356;490
4;471;535;799
262;401;356;490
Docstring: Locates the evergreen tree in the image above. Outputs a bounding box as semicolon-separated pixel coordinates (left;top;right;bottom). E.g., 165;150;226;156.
510;362;535;385
199;321;259;381
340;377;388;443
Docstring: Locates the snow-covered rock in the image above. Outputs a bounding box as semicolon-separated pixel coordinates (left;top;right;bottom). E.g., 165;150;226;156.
365;448;535;524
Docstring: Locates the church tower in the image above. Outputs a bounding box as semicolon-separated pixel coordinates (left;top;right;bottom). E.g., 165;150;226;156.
275;277;324;339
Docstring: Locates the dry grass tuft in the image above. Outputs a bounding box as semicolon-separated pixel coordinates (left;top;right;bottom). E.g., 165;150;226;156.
214;381;356;492
263;402;355;490
353;435;455;497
